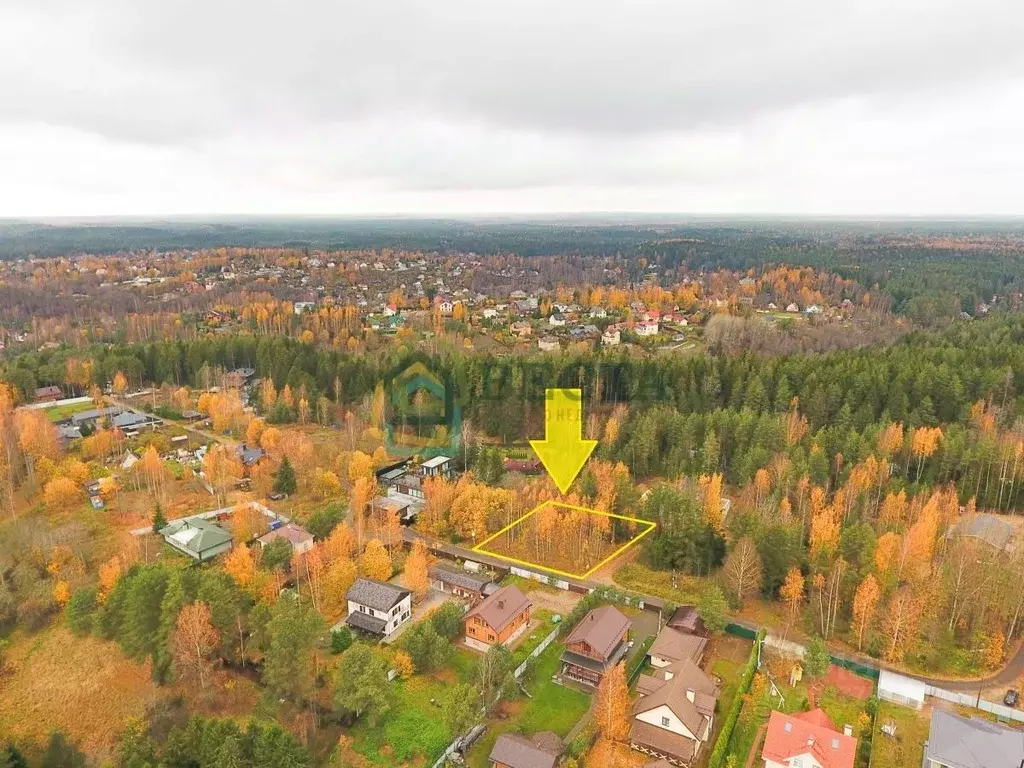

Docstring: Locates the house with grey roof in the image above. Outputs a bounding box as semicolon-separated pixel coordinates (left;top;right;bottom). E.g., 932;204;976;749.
159;516;233;562
111;410;159;430
948;513;1017;554
924;709;1024;768
488;731;562;768
345;578;412;638
429;562;493;603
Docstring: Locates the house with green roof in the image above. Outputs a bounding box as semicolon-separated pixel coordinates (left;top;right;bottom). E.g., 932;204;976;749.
159;516;234;562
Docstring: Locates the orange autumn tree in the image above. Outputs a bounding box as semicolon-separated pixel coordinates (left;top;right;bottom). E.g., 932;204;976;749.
361;538;392;581
593;662;630;742
44;476;82;513
224;544;256;588
780;566;805;634
171;601;221;689
852;574;881;651
404;539;431;602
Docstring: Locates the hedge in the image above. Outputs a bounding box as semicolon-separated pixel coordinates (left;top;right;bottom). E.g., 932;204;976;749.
707;629;765;768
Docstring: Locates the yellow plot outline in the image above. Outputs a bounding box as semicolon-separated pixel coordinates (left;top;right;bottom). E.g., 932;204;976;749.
472;500;657;580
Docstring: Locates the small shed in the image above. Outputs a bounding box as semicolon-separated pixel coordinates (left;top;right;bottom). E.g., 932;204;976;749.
878;670;926;710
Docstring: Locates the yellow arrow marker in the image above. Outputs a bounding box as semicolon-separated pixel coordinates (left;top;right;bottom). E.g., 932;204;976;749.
529;388;598;495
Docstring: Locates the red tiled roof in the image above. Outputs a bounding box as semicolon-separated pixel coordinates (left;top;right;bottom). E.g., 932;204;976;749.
762;709;856;768
464;585;531;634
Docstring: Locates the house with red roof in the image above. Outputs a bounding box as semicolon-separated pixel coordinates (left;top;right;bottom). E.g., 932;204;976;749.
761;708;856;768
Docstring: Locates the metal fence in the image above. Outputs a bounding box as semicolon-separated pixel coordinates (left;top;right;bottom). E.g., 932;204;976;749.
513;627;559;679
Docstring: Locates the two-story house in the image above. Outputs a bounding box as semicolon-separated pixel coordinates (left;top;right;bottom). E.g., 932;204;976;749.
560;605;632;687
345;578;413;639
761;709;856;768
463;585;531;652
631;657;719;766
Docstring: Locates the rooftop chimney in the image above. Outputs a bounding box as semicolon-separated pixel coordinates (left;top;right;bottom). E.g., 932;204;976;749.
806;738;815;747
498;600;505;609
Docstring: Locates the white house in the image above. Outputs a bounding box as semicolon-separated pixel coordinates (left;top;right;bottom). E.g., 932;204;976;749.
631;657;719;766
549;313;567;327
635;320;659;337
602;328;621;346
538;336;560;352
786;303;800;313
344;578;412;639
293;301;316;315
438;300;454;315
590;307;607;319
482;308;498;319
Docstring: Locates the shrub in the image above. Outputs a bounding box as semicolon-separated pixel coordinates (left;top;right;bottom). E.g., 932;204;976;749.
707;629;764;768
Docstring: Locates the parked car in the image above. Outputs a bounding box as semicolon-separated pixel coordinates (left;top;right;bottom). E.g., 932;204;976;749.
268;492;285;501
1004;689;1018;707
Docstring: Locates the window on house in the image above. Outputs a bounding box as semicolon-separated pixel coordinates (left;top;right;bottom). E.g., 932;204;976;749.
792;760;802;768
488;633;495;642
661;716;670;727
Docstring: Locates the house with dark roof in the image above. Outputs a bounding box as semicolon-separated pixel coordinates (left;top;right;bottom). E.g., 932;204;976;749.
488;731;562;768
111;410;160;431
560;605;632;687
345;578;412;638
761;708;856;768
666;606;708;638
70;406;122;427
236;444;267;468
631;656;719;766
34;385;63;403
464;585;531;652
649;626;707;669
923;708;1024;768
429;562;493;603
159;516;233;562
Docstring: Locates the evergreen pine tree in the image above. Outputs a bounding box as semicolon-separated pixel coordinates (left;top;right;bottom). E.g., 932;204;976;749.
274;456;298;496
152;502;167;534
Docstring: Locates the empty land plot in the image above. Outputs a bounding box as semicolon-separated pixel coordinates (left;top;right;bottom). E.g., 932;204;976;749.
476;501;654;579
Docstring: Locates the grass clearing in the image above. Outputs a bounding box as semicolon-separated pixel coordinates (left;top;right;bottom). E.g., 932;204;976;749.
467;641;591;768
349;672;454;765
42;401;95;422
612;562;703;605
870;702;929;768
0;626;157;760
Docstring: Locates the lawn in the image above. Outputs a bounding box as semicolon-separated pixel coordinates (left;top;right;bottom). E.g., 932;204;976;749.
467;641;591;768
511;609;557;666
870;702;930;768
43;400;95;422
711;657;743;717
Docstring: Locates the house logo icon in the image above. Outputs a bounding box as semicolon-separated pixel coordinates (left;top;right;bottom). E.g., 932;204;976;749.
383;353;462;457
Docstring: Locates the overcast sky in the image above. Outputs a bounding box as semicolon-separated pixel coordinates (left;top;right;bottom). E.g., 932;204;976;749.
2;0;1023;216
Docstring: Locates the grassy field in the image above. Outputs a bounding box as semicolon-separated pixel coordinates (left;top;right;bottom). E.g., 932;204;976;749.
43;400;94;422
0;626;157;761
466;642;591;768
349;668;463;765
870;703;930;768
613;562;704;604
511;609;557;666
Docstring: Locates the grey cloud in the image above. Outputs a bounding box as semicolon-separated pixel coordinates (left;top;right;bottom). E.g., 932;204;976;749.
2;0;1023;144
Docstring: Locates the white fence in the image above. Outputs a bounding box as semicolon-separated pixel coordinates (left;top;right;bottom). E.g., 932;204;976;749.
510;565;569;591
513;627;559;679
925;684;1024;723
